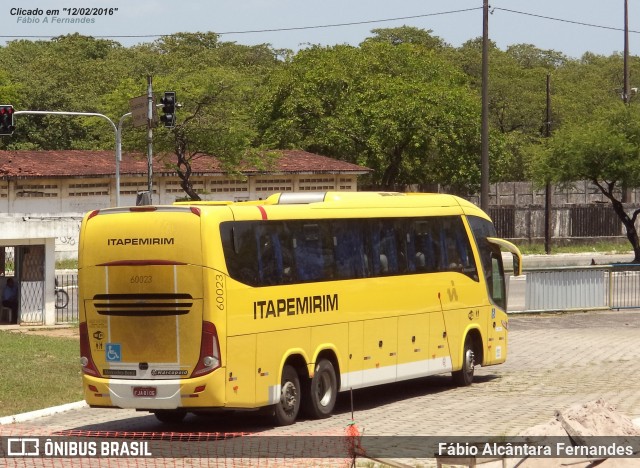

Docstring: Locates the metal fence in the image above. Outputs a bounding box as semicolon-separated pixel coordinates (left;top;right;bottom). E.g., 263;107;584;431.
55;272;78;324
489;204;626;241
522;264;640;312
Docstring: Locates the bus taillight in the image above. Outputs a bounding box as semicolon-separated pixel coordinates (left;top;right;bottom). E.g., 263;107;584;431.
191;321;221;378
79;322;101;377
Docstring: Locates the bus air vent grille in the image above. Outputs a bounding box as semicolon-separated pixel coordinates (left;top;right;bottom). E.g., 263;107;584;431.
92;293;193;316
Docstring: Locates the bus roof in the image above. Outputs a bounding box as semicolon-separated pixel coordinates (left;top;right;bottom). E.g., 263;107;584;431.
169;191;490;220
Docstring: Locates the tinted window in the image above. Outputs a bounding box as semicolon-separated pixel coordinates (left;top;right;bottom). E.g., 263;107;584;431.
468;215;506;308
221;216;478;287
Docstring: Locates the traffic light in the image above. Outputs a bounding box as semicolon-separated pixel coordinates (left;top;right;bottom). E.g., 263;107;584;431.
159;92;176;128
0;105;15;135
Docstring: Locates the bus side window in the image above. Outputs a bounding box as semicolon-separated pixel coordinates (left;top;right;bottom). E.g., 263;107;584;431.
439;218;462;271
371;221;398;275
455;224;479;280
221;222;260;286
401;222;415;273
334;221;366;279
438;217;479;280
490;253;506;309
256;226;283;286
277;224;295;283
415;220;438;272
293;223;325;281
381;223;399;274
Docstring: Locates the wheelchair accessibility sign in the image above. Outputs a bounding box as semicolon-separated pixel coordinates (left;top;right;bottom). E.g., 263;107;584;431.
106;343;122;362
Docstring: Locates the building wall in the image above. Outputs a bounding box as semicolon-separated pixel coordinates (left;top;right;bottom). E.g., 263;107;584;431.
0;174;358;213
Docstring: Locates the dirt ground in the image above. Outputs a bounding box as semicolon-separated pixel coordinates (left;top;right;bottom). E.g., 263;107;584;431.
5;325;79;339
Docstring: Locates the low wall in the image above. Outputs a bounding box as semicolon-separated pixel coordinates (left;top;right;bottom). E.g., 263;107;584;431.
0;214;82;261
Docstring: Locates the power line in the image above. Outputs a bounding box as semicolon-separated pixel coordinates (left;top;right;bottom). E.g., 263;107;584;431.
0;7;484;40
0;6;638;41
493;7;640;34
215;7;484;35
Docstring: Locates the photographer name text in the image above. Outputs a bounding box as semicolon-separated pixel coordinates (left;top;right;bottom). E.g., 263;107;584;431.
10;7;119;24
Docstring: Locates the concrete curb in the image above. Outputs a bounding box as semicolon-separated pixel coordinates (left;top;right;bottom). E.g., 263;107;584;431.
0;401;87;425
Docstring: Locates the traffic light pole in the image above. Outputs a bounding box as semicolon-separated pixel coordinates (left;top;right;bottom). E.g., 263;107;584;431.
13;110;121;207
147;76;154;200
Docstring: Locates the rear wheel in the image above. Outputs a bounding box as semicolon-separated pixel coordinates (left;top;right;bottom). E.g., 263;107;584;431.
273;365;300;426
452;336;475;386
153;409;187;424
302;359;337;419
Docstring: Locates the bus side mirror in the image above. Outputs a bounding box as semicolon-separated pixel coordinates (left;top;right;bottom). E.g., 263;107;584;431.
512;255;522;276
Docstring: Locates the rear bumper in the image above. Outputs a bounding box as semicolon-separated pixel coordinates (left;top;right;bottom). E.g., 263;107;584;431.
82;370;226;410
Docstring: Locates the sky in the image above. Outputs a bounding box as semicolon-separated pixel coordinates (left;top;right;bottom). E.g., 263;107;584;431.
1;0;639;59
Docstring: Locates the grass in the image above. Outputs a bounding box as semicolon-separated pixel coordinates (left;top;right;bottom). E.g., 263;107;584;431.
0;331;83;417
519;240;632;255
56;258;78;270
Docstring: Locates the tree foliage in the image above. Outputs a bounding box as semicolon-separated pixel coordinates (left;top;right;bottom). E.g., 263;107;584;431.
0;28;640;207
529;104;640;259
256;39;507;194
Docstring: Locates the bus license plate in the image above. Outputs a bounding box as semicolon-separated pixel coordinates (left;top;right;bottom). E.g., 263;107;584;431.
133;387;157;397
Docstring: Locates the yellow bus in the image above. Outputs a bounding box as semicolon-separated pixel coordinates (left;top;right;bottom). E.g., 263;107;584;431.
78;191;522;425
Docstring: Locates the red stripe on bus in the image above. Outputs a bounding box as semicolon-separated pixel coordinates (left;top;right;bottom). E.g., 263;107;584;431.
257;206;268;220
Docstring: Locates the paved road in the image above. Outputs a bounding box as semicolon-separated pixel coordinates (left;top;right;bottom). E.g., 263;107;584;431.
5;310;640;447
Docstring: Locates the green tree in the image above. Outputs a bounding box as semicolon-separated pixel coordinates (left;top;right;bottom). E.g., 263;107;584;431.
0;34;125;150
257;39;503;194
529;104;640;260
117;35;282;200
363;26;449;49
456;40;568;181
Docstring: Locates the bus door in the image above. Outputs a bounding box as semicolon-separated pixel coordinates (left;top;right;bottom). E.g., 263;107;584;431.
484;237;522;365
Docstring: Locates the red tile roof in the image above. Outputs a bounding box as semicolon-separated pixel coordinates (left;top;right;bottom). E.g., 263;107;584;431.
0;150;370;179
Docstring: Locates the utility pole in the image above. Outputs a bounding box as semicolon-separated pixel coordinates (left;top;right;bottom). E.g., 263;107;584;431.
480;0;490;211
624;0;630;104
623;0;631;203
544;74;552;254
147;75;154;200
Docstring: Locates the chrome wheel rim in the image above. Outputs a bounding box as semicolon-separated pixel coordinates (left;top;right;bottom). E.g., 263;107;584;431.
317;371;333;407
280;381;297;415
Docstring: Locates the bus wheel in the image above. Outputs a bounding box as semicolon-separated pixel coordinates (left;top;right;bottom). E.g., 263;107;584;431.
153;409;187;424
452;336;475;386
303;359;337;419
274;365;300;426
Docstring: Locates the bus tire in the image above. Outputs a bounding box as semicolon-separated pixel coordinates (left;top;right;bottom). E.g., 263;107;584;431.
303;359;337;419
153;409;187;424
452;336;475;386
274;365;300;426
